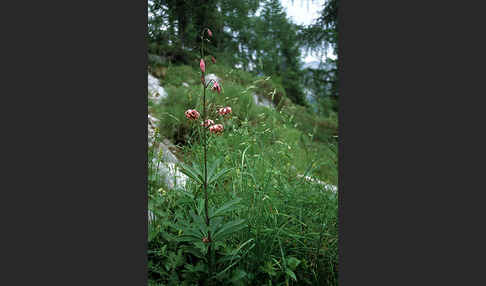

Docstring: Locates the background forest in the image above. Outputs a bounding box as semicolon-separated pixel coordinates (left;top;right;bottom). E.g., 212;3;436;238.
148;0;338;113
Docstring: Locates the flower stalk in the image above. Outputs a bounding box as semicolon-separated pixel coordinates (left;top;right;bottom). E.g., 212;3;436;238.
201;27;212;278
185;28;227;281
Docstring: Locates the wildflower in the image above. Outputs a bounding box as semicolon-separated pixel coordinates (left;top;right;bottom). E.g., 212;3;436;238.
207;29;212;37
201;119;214;128
185;109;200;120
211;56;216;64
209;124;224;134
212;81;221;94
200;59;205;73
218;106;232;116
202;237;211;243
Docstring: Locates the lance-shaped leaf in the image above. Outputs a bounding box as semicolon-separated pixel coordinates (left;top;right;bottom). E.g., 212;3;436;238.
209;198;242;219
286;257;301;271
212;219;247;242
208;167;233;185
176;226;204;243
214;239;255;279
178;162;203;185
177;235;203;243
148;224;159;242
286;269;297;281
182;246;205;260
207;158;222;181
208;216;223;233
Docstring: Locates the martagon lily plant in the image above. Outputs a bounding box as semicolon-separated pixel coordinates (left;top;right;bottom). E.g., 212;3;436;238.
176;28;247;283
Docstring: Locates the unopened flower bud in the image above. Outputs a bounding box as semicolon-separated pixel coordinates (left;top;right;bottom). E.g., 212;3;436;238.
207;29;213;37
200;59;205;73
211;56;216;64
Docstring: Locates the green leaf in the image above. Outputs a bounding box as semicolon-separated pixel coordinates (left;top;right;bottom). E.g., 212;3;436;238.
208;167;233;185
191;162;204;179
176;235;202;243
160;230;176;241
241;146;251;168
286;257;301;270
148;224;159;242
209;216;224;233
182;222;205;237
178;162;203;185
210;198;242;219
174;188;194;199
182;246;205;259
212;219;247;241
230;269;247;284
259;261;277;276
207;158;222;181
213;241;254;281
285;269;297;281
194;261;207;273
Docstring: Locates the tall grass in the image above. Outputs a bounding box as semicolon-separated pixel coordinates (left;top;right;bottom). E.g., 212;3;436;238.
148;116;338;284
148;49;338;285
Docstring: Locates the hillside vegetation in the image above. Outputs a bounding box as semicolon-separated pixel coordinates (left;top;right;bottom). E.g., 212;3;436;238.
148;59;338;285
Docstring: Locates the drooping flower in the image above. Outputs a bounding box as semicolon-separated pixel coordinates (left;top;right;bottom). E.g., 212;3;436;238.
185;109;200;120
218;106;232;116
200;59;205;73
212;81;221;94
207;29;213;37
201;119;214;128
209;124;224;134
211;56;216;64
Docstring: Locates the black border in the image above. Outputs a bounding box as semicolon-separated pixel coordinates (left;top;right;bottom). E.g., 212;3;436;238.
2;1;148;284
339;0;486;284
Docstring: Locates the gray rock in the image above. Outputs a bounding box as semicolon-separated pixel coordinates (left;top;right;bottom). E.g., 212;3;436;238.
148;73;167;104
252;93;274;109
152;160;188;190
149;135;189;190
147;75;189;192
154;139;179;164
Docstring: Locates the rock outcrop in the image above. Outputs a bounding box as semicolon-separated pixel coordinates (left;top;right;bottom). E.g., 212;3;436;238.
252;93;274;108
148;73;167;104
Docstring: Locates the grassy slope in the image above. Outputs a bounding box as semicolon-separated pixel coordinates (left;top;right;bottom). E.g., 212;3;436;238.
148;62;338;285
149;63;338;184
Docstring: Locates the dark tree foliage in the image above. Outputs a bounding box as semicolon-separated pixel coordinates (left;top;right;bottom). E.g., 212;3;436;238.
300;0;339;113
148;0;260;65
147;0;338;108
301;0;337;53
252;0;306;105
